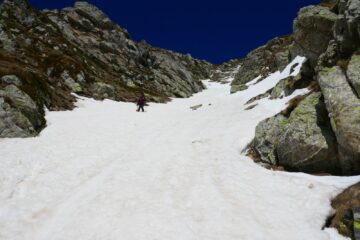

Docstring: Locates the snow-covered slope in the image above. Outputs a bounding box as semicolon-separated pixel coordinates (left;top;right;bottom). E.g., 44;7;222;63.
0;58;359;240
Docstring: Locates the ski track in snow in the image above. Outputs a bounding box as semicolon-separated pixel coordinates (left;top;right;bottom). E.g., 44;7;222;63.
0;57;359;240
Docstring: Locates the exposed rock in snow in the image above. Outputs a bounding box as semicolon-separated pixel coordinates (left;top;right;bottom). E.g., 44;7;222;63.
277;92;339;174
190;104;203;110
245;0;360;177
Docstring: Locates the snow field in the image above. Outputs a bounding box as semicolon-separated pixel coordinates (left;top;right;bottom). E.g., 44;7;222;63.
0;57;359;240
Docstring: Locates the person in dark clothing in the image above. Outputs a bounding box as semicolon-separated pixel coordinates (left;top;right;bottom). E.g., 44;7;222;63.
136;93;146;112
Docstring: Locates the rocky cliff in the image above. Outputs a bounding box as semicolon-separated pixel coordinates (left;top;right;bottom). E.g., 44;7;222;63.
231;1;360;238
0;0;213;137
234;0;360;177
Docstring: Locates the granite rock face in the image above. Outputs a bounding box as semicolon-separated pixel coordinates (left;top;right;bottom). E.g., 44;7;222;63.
277;92;339;174
243;0;360;176
0;84;44;137
291;5;339;67
254;114;287;165
253;93;340;174
318;66;360;174
347;54;360;97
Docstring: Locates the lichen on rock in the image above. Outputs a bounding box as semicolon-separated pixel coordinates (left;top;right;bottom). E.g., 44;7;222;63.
277;92;340;173
318;66;360;174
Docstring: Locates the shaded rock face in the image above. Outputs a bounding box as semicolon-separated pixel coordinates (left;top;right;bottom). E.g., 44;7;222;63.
254;115;287;165
0;0;213;137
334;0;360;55
347;54;360;96
318;66;360;174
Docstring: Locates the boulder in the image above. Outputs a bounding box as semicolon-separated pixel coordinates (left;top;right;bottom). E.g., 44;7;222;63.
61;71;82;93
230;84;248;94
347;53;360;97
292;6;339;67
0;85;43;128
190;104;203;111
277;92;340;173
318;66;360;174
0;97;35;138
254;114;288;165
92;82;115;99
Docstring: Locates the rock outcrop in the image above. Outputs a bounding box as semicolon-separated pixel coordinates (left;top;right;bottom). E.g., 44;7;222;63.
231;35;293;93
254;115;287;165
238;3;360;234
0;84;44;137
347;54;360;96
318;66;360;174
290;5;339;67
0;0;213;137
210;59;242;84
244;0;360;176
253;93;340;174
277;92;339;174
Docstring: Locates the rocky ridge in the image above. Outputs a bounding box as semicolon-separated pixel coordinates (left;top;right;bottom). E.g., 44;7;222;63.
0;0;213;138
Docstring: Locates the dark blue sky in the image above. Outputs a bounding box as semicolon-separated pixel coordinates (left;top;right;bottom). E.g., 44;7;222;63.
29;0;320;64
